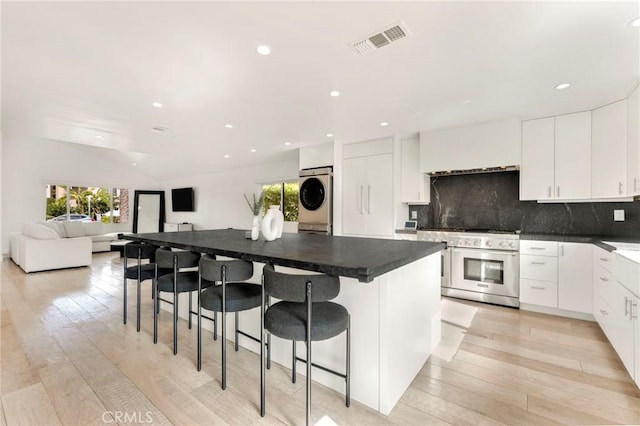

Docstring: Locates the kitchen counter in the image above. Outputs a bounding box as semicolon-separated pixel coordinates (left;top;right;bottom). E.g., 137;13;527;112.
520;233;640;252
122;228;443;415
122;228;444;283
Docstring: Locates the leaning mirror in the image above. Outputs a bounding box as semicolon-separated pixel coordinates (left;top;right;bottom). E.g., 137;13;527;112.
133;190;166;233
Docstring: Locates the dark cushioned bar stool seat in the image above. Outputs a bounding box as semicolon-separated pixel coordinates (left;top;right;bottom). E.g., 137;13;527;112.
154;247;213;355
260;264;350;426
123;242;169;332
198;255;263;390
264;301;348;342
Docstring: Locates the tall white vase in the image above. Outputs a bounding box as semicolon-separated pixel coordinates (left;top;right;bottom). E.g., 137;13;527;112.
251;215;260;241
261;205;284;241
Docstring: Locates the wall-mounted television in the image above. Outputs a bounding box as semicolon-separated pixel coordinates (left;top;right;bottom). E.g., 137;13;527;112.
171;187;195;212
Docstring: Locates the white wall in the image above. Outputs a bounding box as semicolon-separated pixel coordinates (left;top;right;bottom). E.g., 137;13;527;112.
1;134;160;254
162;159;299;231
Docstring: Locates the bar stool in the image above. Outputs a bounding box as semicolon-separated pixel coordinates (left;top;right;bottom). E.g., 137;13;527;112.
197;255;264;389
123;242;170;331
154;248;212;355
260;264;350;425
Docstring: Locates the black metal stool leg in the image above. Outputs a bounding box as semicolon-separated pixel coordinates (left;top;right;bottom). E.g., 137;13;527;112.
306;282;312;426
123;258;128;324
234;311;239;352
197;276;202;371
346;315;351;407
266;295;271;370
188;291;193;329
136;278;141;332
153;287;159;344
292;341;296;383
214;312;218;340
173;287;178;355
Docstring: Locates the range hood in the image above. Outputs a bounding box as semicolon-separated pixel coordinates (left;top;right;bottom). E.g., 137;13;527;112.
427;165;519;177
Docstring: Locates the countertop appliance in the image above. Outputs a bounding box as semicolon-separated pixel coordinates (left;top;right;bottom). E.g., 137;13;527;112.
298;167;333;234
418;229;520;307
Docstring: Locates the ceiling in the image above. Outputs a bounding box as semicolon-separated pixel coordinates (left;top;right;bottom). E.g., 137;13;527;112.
2;1;639;180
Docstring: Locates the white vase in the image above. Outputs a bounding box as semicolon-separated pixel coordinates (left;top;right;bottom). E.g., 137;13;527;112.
251;215;260;241
261;205;284;241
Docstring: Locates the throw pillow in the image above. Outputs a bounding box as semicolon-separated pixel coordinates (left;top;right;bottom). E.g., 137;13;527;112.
63;221;86;238
22;222;60;240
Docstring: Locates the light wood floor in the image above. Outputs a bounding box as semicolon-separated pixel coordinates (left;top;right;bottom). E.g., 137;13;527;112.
2;253;639;425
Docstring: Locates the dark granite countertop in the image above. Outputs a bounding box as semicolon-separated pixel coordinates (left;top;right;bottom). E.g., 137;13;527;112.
122;229;445;283
394;229;418;234
520;233;640;252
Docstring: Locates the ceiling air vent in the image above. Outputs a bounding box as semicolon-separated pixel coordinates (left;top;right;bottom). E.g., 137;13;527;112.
351;20;411;55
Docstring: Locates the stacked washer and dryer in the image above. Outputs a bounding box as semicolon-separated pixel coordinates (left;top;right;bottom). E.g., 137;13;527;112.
298;167;333;234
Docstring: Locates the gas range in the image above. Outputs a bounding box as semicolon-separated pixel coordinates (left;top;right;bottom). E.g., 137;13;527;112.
417;229;520;251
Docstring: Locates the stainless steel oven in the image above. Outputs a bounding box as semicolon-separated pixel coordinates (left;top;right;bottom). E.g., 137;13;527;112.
419;230;519;307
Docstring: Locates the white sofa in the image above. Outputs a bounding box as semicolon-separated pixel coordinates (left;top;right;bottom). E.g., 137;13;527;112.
10;221;123;273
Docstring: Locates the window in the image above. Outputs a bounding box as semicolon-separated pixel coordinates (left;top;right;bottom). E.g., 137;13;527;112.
45;184;129;224
261;181;299;222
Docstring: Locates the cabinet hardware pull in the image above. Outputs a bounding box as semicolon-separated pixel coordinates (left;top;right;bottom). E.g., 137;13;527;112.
360;186;364;215
530;261;546;265
625;297;631;318
531;286;545;290
599;257;609;262
367;185;371;214
619;182;624;195
530;247;546;250
632;303;638;320
600;309;608;315
547;186;551;198
556;186;560;197
599;277;608;282
477;283;489;288
560;245;564;256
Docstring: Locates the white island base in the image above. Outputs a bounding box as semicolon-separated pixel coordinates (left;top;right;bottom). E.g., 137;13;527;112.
170;252;442;415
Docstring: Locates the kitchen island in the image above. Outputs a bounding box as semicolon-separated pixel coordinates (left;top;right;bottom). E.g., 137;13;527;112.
122;229;444;415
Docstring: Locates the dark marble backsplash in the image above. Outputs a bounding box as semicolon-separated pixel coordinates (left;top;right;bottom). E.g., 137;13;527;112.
409;171;640;237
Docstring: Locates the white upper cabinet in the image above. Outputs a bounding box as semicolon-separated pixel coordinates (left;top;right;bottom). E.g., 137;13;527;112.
520;112;591;201
401;138;429;204
419;118;520;173
627;85;640;196
554;111;592;200
592;99;627;198
521;117;555;200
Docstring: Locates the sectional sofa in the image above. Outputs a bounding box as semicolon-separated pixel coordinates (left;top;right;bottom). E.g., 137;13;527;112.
10;221;123;273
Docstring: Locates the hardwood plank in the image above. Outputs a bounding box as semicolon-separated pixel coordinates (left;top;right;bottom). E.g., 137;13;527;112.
1;383;61;426
93;378;172;425
387;401;453;426
526;395;615;425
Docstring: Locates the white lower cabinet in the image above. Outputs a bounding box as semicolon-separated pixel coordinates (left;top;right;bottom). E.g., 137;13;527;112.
557;243;593;314
593;247;639;386
520;241;592;314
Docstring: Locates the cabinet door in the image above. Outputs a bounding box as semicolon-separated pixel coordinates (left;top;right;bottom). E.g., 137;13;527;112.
521;117;555;200
609;280;635;377
627;85;640;196
555;111;591;199
365;153;394;237
592;100;627;198
342;157;368;236
558;243;592;313
401;138;429;203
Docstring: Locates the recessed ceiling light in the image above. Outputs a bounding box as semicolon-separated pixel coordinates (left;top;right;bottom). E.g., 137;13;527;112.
132;162;137;166
326;133;334;138
94;135;104;139
152;102;163;108
224;154;230;158
225;124;233;129
629;17;640;27
380;122;389;127
555;83;571;90
250;148;257;153
283;142;291;146
257;45;271;55
462;99;473;104
330;90;341;97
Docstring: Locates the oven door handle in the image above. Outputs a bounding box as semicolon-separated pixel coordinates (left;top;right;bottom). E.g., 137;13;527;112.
451;247;518;257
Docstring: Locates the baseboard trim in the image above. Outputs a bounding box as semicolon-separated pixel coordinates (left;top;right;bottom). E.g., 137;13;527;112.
520;303;595;321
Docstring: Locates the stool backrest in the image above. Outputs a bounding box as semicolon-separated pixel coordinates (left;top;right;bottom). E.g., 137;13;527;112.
124;243;158;260
199;255;253;282
155;247;201;269
262;264;340;303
